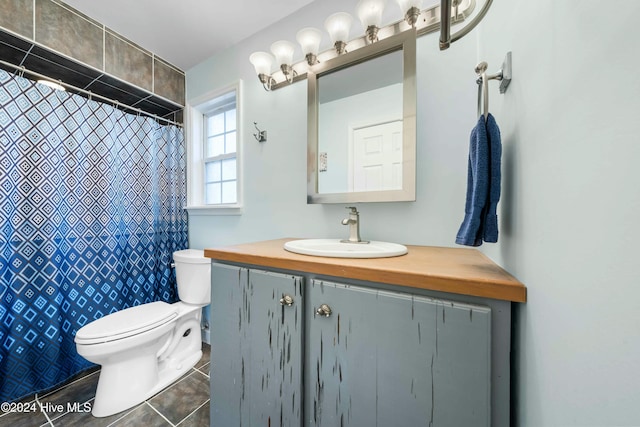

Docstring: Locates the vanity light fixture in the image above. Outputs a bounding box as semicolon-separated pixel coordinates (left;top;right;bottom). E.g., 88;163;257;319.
357;0;387;43
249;51;276;91
271;40;297;83
324;12;353;55
395;0;423;27
247;0;479;90
296;27;323;66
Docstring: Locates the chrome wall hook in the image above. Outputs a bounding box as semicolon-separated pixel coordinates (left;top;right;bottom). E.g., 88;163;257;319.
253;122;267;143
475;52;513;120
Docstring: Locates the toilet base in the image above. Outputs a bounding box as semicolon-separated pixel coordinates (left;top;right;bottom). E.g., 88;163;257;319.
91;349;202;417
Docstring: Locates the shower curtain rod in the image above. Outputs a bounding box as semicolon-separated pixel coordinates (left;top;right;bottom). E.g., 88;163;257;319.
0;59;183;128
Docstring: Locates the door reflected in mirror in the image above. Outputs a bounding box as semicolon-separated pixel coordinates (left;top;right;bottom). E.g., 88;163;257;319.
307;29;416;204
317;50;403;194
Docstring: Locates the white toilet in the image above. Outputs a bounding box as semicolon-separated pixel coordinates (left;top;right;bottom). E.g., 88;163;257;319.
74;249;211;417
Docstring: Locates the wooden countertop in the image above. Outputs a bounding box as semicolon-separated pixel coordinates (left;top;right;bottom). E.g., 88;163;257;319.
204;238;526;303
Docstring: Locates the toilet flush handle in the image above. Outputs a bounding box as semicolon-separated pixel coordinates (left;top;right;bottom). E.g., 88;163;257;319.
170;262;175;268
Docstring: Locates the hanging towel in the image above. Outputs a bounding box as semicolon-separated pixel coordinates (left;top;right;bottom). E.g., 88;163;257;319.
456;115;490;247
482;113;502;243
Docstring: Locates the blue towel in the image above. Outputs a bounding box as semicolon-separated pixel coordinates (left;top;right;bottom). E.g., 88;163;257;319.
456;115;490;247
482;114;502;243
456;113;502;246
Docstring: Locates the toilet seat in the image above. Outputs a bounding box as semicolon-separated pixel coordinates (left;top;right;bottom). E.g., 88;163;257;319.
75;301;178;345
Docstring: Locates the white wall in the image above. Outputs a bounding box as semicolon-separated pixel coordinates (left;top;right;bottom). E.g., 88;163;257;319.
477;1;640;425
187;0;475;247
187;0;640;424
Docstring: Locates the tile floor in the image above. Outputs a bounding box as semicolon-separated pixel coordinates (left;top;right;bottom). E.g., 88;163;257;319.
0;344;211;427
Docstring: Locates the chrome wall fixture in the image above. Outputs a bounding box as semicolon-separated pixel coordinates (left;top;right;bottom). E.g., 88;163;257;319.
475;52;512;120
252;122;267;143
249;0;479;91
357;0;388;43
297;27;323;65
324;12;353;55
271;40;298;84
439;0;493;50
248;52;277;90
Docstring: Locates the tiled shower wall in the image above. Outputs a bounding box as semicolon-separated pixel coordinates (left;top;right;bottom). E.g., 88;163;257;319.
0;0;185;119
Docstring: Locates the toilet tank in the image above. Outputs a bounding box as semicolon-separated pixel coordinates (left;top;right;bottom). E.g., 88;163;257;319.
173;249;211;305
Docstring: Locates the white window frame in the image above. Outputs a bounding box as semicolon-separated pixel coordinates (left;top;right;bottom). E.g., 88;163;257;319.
185;81;243;215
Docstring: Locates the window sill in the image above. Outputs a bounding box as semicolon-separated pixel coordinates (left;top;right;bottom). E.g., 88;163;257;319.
184;205;243;216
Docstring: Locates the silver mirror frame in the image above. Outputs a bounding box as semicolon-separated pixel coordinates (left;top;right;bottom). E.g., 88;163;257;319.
307;28;417;204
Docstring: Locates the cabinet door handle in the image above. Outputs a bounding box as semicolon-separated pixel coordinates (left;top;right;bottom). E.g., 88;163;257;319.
280;294;294;306
316;304;332;317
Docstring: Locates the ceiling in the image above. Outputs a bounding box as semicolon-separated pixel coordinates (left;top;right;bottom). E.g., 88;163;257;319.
62;0;318;71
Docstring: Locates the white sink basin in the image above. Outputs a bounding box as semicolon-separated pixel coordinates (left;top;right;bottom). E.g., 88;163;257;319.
284;239;408;259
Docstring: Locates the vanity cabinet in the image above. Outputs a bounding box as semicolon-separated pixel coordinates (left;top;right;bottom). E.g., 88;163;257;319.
210;264;303;426
211;266;495;427
307;279;491;427
207;239;525;427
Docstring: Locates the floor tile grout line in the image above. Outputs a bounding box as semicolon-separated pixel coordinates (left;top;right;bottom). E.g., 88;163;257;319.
145;367;209;424
3;369;96;419
174;398;210;426
34;394;54;427
43;370;101;423
38;368;100;400
173;369;197;387
193;366;210;378
0;369;97;416
145;401;176;426
105;401;150;427
8;347;211;426
162;365;204;391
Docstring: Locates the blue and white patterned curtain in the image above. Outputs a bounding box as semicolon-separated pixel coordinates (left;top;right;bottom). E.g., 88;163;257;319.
0;69;188;402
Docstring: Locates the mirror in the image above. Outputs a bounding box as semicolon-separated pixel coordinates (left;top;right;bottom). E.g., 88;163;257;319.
307;29;416;204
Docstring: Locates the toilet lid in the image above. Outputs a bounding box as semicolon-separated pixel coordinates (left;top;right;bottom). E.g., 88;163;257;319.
75;301;178;345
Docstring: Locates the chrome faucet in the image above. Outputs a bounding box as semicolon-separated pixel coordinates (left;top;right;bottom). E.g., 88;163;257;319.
341;207;369;244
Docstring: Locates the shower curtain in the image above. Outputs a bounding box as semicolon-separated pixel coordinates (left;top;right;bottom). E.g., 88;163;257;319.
0;69;188;402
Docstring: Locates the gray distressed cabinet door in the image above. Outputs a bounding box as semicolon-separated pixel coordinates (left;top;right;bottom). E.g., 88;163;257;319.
306;280;492;427
211;264;303;426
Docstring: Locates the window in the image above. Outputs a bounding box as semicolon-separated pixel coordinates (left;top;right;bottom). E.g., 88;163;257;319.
204;95;237;204
186;82;242;215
